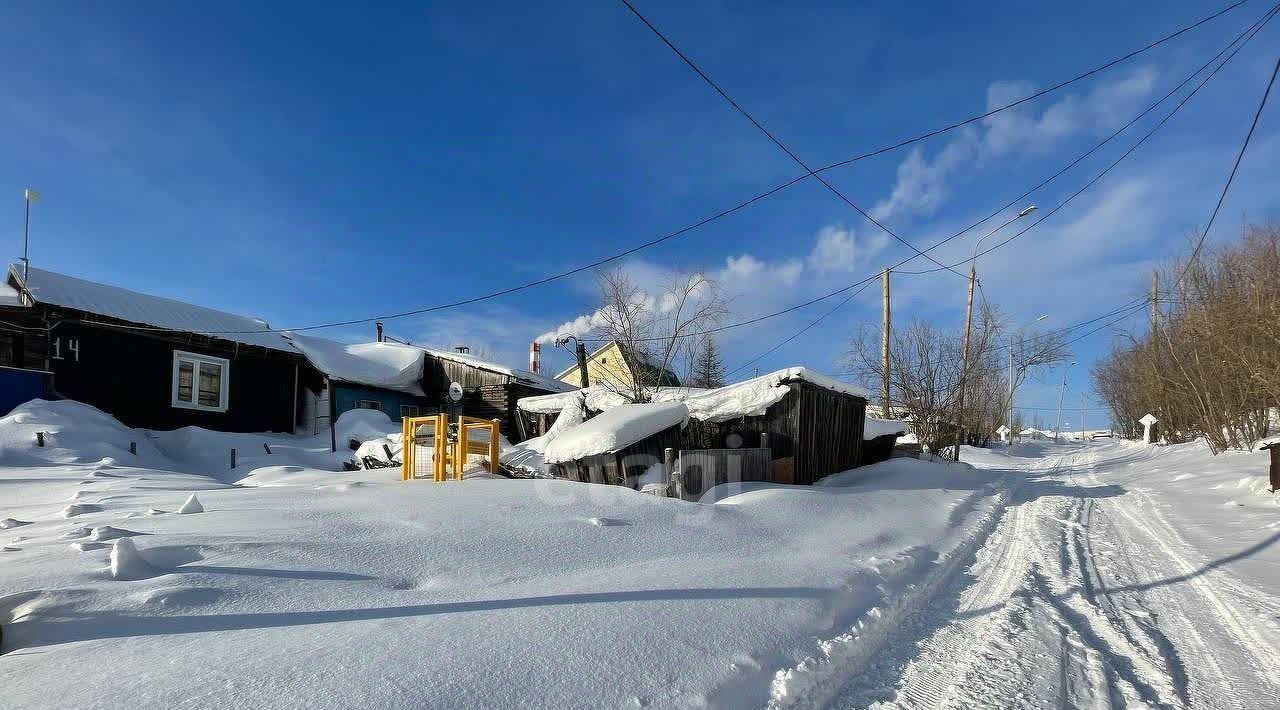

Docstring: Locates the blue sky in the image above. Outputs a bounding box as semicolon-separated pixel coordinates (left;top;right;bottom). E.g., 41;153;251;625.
2;1;1278;425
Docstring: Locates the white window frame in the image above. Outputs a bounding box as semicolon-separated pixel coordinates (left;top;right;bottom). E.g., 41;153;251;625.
400;405;419;419
171;350;230;413
355;399;383;411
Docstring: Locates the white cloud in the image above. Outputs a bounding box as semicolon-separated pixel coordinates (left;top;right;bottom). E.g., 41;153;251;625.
870;136;978;221
532;223;886;349
872;67;1159;223
806;225;888;273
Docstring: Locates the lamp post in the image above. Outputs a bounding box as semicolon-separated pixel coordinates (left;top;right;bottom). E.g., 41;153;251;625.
555;335;590;389
1054;361;1076;442
953;205;1037;460
1007;313;1048;446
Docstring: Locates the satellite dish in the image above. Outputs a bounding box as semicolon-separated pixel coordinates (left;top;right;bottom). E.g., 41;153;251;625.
724;432;744;449
448;381;463;402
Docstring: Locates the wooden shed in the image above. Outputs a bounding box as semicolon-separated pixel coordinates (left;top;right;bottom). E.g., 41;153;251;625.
679;370;868;491
543;401;688;486
516;368;871;493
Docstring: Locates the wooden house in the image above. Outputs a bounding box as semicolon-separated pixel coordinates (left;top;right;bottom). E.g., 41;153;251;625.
517;368;871;494
284;334;435;437
420;348;575;442
288;336;574;442
554;340;681;392
0;265;317;433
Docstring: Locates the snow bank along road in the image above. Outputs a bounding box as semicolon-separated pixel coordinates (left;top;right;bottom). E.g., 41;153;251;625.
2;400;1279;708
814;441;1280;709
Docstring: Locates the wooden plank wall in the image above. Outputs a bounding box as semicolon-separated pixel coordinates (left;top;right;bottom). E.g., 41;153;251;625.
554;423;682;487
677;447;772;500
682;386;799;460
793;381;865;484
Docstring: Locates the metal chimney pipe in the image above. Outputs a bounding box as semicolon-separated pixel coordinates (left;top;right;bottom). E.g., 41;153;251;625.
529;341;541;373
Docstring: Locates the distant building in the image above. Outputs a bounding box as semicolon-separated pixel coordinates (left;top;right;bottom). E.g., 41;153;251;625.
555;340;681;391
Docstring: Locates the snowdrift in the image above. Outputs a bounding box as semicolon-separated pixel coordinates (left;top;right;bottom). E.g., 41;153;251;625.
0;399;399;483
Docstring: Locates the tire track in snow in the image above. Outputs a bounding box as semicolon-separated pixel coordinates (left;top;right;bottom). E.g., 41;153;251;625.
888;448;1186;709
1091;466;1280;699
765;461;1030;708
885;494;1036;709
1090;492;1242;710
855;453;1071;709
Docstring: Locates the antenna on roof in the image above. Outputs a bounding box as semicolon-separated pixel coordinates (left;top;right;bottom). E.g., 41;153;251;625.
21;188;40;280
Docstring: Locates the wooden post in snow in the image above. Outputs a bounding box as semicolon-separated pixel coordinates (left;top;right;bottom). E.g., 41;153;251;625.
881;268;891;419
954;263;977;460
665;447;680;499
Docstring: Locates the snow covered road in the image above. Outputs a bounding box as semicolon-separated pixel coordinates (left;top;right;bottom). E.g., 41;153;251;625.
827;442;1280;709
3;401;1279;709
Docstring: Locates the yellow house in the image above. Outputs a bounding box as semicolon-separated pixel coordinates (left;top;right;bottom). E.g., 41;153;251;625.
555;341;681;391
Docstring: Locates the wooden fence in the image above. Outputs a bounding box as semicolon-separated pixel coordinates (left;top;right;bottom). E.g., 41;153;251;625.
676;447;772;501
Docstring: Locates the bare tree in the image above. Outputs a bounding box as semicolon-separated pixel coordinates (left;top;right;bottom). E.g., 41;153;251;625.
592;269;726;402
848;304;1069;453
1093;222;1280;452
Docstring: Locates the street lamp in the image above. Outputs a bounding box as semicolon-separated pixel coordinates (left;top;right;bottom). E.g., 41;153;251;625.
1054;361;1076;442
953;205;1038;460
1007;313;1048;446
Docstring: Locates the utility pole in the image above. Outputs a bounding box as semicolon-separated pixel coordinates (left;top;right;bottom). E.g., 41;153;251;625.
953;264;977;460
21;188;40;280
1007;334;1014;447
575;340;590;389
947;206;1037;457
881;268;891;419
1049;365;1070;445
1150;271;1160;337
1080;391;1086;442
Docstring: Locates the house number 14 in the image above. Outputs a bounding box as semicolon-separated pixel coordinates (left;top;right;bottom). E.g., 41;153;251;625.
52;337;80;362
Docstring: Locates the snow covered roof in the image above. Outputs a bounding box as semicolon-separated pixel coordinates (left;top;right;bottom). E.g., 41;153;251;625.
518;367;869;423
286;334;426;395
864;417;908;440
423;347;575;393
516;385;705;415
542;401;689;464
0;282;24;308
11;265;293;352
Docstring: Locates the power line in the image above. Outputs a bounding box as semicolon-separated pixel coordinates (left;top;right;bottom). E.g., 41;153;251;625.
726;280;876;376
620;0;965;278
811;1;1254;173
82;1;1254;339
896;4;1277;276
1177;54;1280;283
691;6;1274;359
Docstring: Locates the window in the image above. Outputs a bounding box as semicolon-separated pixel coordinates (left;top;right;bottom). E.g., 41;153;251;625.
400;405;420;418
172;351;229;413
355;399;383;411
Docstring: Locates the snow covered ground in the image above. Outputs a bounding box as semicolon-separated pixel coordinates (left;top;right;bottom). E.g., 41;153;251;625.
827;441;1280;709
2;400;1279;709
